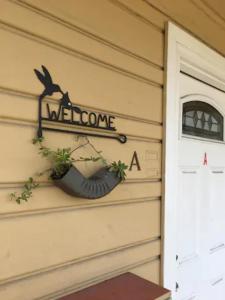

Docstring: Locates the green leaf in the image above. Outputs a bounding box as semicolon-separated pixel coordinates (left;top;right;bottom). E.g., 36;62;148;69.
108;160;128;181
32;136;44;144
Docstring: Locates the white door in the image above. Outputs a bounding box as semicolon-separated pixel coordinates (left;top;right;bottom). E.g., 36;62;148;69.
176;73;225;300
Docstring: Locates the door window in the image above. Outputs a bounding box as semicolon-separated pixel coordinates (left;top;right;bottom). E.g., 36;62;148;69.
182;101;223;141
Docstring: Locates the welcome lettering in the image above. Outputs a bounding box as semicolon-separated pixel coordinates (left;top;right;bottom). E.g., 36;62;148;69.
45;103;116;131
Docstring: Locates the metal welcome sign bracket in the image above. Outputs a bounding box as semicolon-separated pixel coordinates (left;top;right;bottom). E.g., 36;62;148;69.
34;66;127;144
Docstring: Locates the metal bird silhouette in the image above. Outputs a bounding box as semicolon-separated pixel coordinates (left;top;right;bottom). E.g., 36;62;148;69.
34;66;81;113
60;92;72;108
34;65;62;98
59;92;81;113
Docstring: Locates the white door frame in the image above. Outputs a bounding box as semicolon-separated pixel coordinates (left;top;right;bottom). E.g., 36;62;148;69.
163;22;225;297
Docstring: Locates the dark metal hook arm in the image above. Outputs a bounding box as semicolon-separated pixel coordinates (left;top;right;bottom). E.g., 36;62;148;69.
41;126;127;143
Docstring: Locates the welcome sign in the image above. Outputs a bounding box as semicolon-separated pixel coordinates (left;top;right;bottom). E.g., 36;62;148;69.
35;66;127;143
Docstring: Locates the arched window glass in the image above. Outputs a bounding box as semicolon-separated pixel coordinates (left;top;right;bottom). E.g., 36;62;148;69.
182;101;223;141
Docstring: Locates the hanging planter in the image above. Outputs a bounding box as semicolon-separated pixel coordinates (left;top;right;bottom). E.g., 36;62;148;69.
10;136;128;204
53;165;121;199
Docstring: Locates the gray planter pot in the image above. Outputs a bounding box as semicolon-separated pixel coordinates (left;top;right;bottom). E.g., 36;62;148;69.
53;165;121;199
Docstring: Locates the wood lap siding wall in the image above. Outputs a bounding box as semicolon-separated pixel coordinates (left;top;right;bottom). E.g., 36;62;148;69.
0;0;225;299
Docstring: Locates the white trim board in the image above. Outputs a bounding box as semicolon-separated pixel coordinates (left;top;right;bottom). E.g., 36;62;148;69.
163;22;225;297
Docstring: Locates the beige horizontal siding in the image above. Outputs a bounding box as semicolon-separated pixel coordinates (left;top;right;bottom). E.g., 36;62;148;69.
9;0;225;297
145;0;225;57
0;0;164;298
0;201;160;281
0;181;161;215
0;240;160;300
109;0;167;30
201;0;225;24
131;258;161;284
0;91;162;141
0;26;163;123
0;124;161;182
1;0;164;85
14;0;164;66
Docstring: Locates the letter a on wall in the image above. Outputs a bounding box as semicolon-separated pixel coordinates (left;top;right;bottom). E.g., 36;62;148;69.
129;151;141;171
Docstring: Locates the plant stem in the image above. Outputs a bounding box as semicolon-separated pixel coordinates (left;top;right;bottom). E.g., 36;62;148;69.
69;141;89;155
82;137;108;166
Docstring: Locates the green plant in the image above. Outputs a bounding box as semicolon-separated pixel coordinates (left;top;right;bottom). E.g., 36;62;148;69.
10;177;39;204
109;160;128;180
33;137;75;178
10;136;128;204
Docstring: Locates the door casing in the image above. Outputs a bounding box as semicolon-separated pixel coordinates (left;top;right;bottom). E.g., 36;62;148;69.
163;22;225;297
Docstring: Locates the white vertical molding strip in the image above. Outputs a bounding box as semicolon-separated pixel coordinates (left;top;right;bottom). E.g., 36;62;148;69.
163;22;225;298
163;22;181;295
